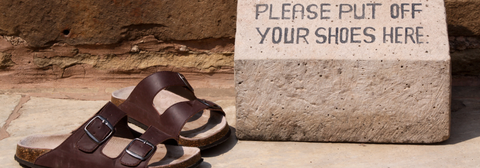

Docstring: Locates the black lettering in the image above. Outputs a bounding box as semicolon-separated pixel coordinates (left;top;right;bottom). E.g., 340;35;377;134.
354;4;365;19
269;4;280;20
272;27;282;43
315;27;327;44
391;4;399;19
256;27;270;44
293;4;305;20
405;27;415;44
285;28;294;44
297;28;309;44
395;27;403;44
307;4;318;19
282;3;291;20
340;27;349;43
383;27;393;43
339;4;352;19
416;27;424;44
256;4;268;19
364;27;376;43
321;4;331;19
351;27;361;43
329;27;339;44
401;3;409;19
367;3;382;19
412;3;422;18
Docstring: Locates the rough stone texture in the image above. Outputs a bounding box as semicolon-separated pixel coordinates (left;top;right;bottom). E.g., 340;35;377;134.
445;0;480;36
451;48;480;75
0;35;234;86
449;36;480;51
0;56;14;69
0;95;21;128
0;52;14;69
235;60;450;143
235;0;451;143
0;0;237;83
0;0;236;48
448;36;480;76
33;52;233;72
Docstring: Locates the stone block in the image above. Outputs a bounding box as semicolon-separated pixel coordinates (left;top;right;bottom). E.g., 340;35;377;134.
235;0;451;143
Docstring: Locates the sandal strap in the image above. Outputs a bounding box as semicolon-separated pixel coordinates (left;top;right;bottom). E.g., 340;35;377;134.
120;127;174;167
121;71;195;114
159;99;225;137
118;71;225;140
77;103;126;152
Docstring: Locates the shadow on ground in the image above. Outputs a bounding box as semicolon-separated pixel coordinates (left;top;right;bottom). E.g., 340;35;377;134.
201;127;238;157
439;86;480;144
198;161;212;168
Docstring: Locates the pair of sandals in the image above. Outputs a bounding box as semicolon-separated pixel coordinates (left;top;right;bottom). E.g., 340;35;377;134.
14;71;231;168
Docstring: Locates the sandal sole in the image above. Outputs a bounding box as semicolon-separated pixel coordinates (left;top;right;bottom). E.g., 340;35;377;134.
198;128;232;150
15;155;203;168
14;155;48;168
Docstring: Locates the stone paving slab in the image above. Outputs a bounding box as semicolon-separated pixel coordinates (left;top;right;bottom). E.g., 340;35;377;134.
1;97;108;168
0;95;21;128
7;97;108;137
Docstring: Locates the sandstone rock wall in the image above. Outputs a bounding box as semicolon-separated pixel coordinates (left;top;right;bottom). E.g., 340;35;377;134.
0;0;237;84
0;0;478;84
0;0;236;47
446;0;480;76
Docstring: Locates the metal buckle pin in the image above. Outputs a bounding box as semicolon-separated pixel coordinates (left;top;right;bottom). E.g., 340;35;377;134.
84;115;114;144
125;138;156;161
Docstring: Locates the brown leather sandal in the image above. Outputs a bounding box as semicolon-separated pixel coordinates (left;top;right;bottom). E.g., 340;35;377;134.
15;102;202;168
111;71;231;150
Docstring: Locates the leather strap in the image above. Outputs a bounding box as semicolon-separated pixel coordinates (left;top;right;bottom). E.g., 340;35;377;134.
118;71;226;140
77;104;126;152
119;72;197;135
160;99;225;137
120;127;173;167
121;71;195;113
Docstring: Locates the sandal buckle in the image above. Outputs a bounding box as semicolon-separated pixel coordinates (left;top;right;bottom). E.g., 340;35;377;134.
125;138;156;161
84;115;114;144
178;73;194;92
